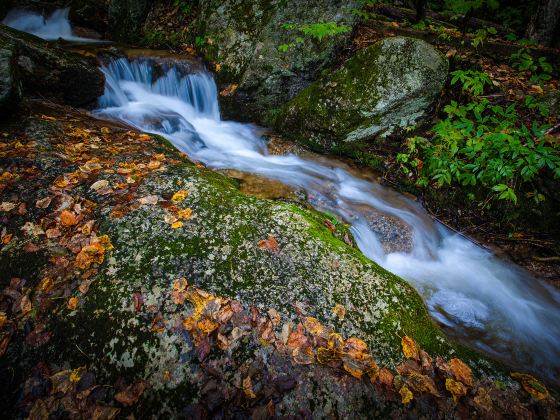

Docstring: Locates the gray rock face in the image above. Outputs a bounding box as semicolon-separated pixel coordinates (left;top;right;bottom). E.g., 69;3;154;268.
0;24;104;107
275;37;449;152
197;0;361;123
0;42;22;115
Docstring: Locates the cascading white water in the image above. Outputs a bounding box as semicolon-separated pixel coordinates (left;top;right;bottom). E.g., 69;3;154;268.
95;57;560;383
2;7;96;42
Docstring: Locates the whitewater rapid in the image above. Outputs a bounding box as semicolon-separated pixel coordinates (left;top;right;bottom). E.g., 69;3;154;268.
2;7;97;42
94;58;560;383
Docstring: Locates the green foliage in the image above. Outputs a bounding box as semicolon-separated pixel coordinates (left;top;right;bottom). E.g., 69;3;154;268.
511;48;553;84
524;95;549;117
174;0;192;15
470;27;497;48
443;0;499;15
397;99;558;204
450;70;492;96
195;35;207;48
278;21;351;52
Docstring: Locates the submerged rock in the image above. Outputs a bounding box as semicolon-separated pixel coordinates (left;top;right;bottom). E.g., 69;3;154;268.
0;24;104;107
0;38;22;114
197;0;361;123
276;37;448;153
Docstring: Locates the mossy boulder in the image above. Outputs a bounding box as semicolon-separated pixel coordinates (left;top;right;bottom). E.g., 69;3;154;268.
197;0;361;123
0;24;104;107
0;108;508;417
0;39;22;115
275;37;449;153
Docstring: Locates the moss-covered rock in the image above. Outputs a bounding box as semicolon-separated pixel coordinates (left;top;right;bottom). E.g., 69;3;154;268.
0;39;22;115
0;106;511;417
196;0;361;122
0;24;104;107
275;37;448;153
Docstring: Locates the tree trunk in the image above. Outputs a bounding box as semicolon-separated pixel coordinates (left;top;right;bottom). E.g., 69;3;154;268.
415;0;427;22
526;0;560;47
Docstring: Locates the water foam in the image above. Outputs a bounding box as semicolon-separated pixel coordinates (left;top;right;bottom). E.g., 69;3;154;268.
2;7;97;42
95;57;560;383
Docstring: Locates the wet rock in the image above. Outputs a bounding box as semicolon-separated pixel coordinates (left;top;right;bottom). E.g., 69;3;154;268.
0;24;104;107
365;211;414;254
197;0;361;123
276;37;448;153
0;38;22;115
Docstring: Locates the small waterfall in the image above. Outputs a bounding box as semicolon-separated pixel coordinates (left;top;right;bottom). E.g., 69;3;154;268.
95;57;560;384
2;7;97;42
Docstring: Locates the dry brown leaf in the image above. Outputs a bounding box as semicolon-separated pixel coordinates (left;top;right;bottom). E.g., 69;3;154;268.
243;376;256;399
92;405;120;420
35;196;52;209
133;292;143;313
303;317;331;339
68;297;78;311
257;235;280;254
379;368;395;387
449;358;473;387
445;378;467;402
473;386;493;411
114;382;146;406
138;195;159;205
60;210;78;226
511;372;549;400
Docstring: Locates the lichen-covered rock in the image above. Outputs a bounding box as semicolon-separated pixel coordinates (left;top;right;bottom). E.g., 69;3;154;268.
0;106;477;417
0;40;22;115
0;24;104;107
275;37;449;153
197;0;361;123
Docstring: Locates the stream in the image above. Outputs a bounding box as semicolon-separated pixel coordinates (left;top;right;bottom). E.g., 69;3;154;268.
5;9;560;385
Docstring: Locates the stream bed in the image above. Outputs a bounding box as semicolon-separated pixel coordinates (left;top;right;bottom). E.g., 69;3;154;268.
3;5;560;385
93;57;560;384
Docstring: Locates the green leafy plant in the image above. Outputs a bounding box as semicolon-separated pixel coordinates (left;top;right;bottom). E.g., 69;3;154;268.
278;21;351;52
398;99;559;204
511;48;553;84
471;27;497;48
174;0;192;15
443;0;499;15
450;70;492;96
524;95;549;117
195;35;207;48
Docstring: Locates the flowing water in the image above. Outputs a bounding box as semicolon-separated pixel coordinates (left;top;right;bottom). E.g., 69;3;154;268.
4;8;560;383
2;7;97;42
94;58;560;383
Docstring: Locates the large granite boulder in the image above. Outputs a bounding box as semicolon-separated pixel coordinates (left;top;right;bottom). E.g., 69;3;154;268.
275;37;448;153
197;0;361;123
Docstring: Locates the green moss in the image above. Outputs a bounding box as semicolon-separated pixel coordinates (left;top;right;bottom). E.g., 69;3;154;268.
276;37;448;153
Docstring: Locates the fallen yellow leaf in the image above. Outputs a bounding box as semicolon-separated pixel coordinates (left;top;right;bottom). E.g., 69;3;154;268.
334;303;346;321
171;221;183;229
68;297;78;311
172;190;189;202
401;336;419;361
400;384;413;404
